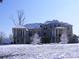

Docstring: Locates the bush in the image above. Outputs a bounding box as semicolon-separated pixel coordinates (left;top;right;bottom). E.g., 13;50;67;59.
68;34;78;43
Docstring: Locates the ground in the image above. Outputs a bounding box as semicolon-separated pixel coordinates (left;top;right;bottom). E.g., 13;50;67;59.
0;44;79;59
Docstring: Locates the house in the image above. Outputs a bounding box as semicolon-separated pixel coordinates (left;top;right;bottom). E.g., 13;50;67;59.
40;20;73;43
12;25;30;44
12;20;73;44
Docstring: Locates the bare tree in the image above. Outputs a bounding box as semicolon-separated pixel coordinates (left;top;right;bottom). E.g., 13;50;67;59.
12;10;25;26
0;32;5;44
9;34;13;44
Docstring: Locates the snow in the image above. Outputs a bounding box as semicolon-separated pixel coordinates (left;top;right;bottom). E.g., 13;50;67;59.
13;25;28;31
0;44;79;59
31;33;41;44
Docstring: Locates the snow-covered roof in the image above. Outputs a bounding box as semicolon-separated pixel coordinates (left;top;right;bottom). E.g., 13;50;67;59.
14;25;26;28
45;20;59;24
13;25;28;31
45;20;72;26
24;23;42;29
2;38;12;44
56;27;66;29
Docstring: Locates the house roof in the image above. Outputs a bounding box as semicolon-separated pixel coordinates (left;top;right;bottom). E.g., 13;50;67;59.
13;25;28;31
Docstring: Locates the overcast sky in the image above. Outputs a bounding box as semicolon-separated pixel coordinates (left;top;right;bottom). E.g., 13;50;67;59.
0;0;79;36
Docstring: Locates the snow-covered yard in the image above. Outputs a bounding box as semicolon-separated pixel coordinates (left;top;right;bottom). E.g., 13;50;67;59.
0;44;79;59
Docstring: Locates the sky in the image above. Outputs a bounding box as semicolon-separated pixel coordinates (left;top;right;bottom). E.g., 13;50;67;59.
0;0;79;36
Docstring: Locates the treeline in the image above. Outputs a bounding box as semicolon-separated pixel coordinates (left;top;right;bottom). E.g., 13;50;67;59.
0;31;79;45
68;34;78;43
0;32;13;44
